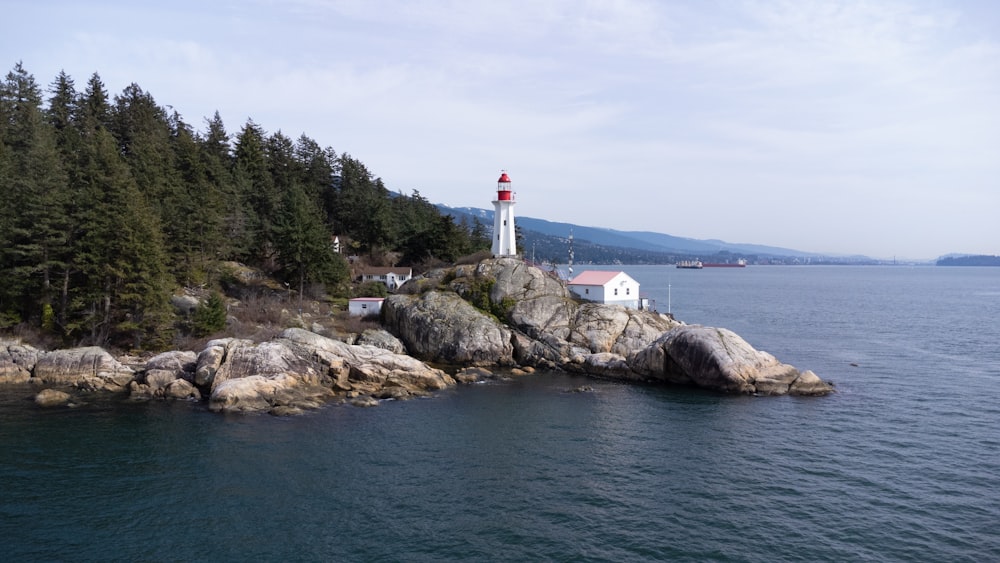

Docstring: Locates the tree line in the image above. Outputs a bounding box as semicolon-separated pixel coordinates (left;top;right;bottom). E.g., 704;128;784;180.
0;62;490;349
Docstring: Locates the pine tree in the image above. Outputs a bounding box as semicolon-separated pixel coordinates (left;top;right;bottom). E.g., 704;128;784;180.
170;113;226;283
336;155;392;255
69;80;173;348
199;111;242;261
0;63;69;326
111;83;186;284
233;120;277;265
274;182;348;303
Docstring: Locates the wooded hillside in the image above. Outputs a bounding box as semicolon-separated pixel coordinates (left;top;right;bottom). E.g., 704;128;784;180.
0;62;490;349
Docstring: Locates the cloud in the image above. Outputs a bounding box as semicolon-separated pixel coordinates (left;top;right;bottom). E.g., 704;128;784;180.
5;0;997;257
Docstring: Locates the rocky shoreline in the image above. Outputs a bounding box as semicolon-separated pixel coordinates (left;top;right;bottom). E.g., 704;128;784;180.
0;258;833;415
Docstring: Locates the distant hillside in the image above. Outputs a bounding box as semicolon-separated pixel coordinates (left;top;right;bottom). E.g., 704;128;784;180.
937;255;1000;266
439;204;828;263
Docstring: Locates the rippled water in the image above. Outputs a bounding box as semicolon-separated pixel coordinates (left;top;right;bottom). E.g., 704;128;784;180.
2;266;999;561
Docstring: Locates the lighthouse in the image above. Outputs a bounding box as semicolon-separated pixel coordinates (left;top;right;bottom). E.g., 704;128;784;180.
491;171;517;257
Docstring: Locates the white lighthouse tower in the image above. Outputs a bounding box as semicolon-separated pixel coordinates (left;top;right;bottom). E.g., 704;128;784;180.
491;171;517;257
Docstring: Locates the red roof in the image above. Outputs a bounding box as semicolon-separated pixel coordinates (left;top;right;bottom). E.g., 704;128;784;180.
568;271;625;286
498;172;511;184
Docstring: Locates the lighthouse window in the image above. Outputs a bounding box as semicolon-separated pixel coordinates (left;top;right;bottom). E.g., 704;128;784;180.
626;288;630;295
503;220;507;226
614;288;619;296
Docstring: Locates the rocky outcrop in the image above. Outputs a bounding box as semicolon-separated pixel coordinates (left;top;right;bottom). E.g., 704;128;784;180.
389;258;679;371
388;258;831;397
0;341;40;384
629;325;833;395
31;347;135;392
383;291;514;366
130;351;201;400
0;258;831;414
196;328;453;414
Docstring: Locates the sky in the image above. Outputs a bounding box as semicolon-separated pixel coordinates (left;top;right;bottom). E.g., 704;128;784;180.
4;0;999;259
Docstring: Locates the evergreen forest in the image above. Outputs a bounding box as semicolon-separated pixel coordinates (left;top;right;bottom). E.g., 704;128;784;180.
0;63;492;350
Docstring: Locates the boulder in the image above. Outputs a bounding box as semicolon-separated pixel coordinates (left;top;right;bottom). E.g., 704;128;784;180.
199;329;453;414
280;328;454;390
31;347;135;392
165;379;202;400
382;291;514;366
146;350;197;378
195;339;246;387
454;366;494;384
170;294;200;315
582;352;633;379
629;325;833;396
0;341;40;384
35;388;72;407
354;329;407;354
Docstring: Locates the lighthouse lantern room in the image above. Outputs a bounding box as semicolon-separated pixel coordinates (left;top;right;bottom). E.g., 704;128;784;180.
491;171;517;257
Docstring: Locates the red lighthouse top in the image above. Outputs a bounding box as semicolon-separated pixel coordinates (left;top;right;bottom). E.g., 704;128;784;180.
497;171;513;201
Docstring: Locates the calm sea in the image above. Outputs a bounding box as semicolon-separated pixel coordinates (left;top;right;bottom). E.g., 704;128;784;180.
1;266;998;562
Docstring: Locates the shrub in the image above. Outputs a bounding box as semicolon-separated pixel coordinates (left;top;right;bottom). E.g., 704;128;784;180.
356;281;388;298
192;293;228;336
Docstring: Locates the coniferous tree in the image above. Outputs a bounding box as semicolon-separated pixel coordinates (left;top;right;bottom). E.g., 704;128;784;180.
200;111;242;261
69;78;172;347
0;63;69;327
294;134;337;211
336;155;392;255
170;113;227;283
111;84;184;282
232;120;276;265
274;182;348;302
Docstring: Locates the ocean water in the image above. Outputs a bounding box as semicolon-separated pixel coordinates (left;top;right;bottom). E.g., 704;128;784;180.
1;265;999;562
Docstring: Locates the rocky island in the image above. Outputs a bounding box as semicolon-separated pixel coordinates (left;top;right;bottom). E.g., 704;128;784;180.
0;258;832;415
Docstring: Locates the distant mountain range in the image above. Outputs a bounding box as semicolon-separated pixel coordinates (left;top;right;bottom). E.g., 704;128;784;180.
438;204;869;264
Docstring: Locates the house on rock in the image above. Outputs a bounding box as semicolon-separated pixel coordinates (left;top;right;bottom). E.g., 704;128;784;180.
567;270;644;310
359;267;412;291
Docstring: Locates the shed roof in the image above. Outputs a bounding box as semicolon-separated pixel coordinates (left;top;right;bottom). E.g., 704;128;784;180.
361;267;411;275
568;270;628;286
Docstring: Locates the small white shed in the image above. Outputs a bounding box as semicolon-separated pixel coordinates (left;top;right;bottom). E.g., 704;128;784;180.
567;270;641;309
348;297;385;317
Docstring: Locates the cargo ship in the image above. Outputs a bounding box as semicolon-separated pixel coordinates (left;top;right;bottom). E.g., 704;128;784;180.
676;260;703;269
702;259;747;268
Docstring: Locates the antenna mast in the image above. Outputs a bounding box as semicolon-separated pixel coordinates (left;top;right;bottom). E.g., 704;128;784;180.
567;229;574;276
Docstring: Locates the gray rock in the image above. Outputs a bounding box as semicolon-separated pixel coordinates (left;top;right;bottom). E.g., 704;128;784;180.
351;395;380;407
164;379;201;401
454;366;494;383
355;329;407;354
35;388;72;407
629;325;833;396
171;294;200;315
280;328;453;390
146;350;197;375
201;329;452;414
31;347;135;392
0;341;40;384
382;291;514;366
582;352;633;378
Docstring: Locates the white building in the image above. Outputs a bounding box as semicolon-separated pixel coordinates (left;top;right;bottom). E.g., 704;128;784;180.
360;267;412;291
348;297;385;317
567;270;641;309
491;171;517;257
